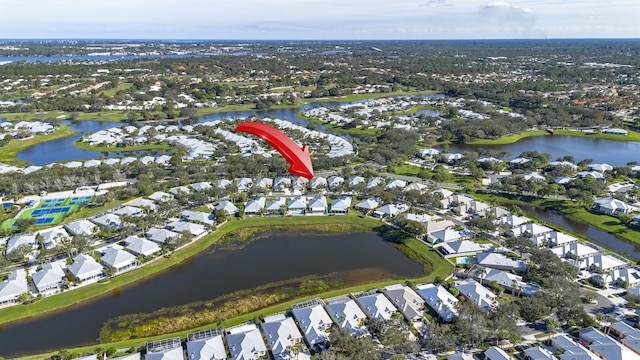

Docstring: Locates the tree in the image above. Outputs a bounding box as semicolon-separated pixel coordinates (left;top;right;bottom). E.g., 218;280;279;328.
546;318;560;341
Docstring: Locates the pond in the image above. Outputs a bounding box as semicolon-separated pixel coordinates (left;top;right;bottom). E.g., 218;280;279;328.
439;135;640;166
0;230;424;357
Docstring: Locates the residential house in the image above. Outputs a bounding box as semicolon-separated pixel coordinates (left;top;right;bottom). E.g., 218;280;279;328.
308;195;328;215
167;221;207;237
427;228;467;244
148;191;173;202
479;267;538;296
446;354;475;360
327;176;345;190
438;240;493;257
0;269;28;306
577;171;605;180
186;328;227;360
124;236;162;257
110;354;140;360
310;177;328;190
373;203;408;218
147;228;180;244
92;213;122;228
215;201;240;216
287;197;307;215
5;233;37;254
417;148;440;159
325;297;368;336
384;179;407;190
190;182;212;192
182;210;215;226
510;223;554;246
291;300;333;346
443;153;464;164
548;231;579;247
485;346;514;360
266;197;287;215
348;176;366;188
354;198;379;213
128;198;158;211
68;254;104;282
145;338;185;360
551;334;600;360
588;163;614;172
366;177;385;189
610;267;640;287
415;284;459;322
432;188;454;199
580;327;640;360
37;227;70;249
226;324;268;360
330;196;351;215
244;197;266;216
216;179;232;189
273;177;292;192
477;252;526;272
498;215;531;228
113;206;143;217
169;186;191;196
236;177;253;192
403;182;429;193
609;321;640;355
355;292;399;320
523;346;558;360
32;262;66;293
583;254;629;272
593;198;631;216
551;242;600;260
454;279;497;312
255;177;273;190
100;247;138;273
260;314;304;359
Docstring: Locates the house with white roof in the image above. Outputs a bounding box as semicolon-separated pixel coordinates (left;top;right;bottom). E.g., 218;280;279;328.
273;177;292;192
5;233;37;254
110;353;140;360
438;240;493;257
226;324;268;360
549;161;578;171
146;338;185;360
68;254;104;282
260;314;304;359
510;222;554;246
308;195;328;215
447;353;475;360
291;300;333;346
485;346;514;360
287;197;307;215
356;292;398;321
551;333;600;360
348;176;365;188
509;157;530;168
593;198;631;216
498;215;531;228
577;171;605;180
588;163;614;173
548;231;579;247
427;228;467;244
523;346;558;360
403;182;429;193
309;177;328;190
266;197;287;215
417;148;440;159
373;203;408;218
120;157;137;165
552;242;600;260
186;328;227;360
330;196;351;215
479;268;538;296
327;176;345;190
148;191;173;202
383;284;425;322
610;267;640;287
124;236;162;257
189;182;212;192
367;177;386;189
384;179;407;190
415;284;459;322
169;186;191;196
325;297;368;336
182;210;215;226
128;198;158;211
354;198;379;212
443;153;464;164
113;206;143;217
84;159;101;168
167;221;207;237
580;327;640;360
215;201;239;216
244;197;266;216
147;228;180;244
0;269;28;306
583;253;629;272
100;247;138;273
92;213;122;228
254;177;273;190
454;279;497;312
432;188;454;199
216;179;233;189
477;252;526;272
32;262;66;293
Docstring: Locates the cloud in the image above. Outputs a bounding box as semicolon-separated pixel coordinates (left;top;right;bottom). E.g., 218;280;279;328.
484;2;532;13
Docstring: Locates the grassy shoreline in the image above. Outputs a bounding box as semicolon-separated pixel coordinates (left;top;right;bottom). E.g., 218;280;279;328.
72;139;172;152
0;125;77;166
5;215;452;359
465;129;640;145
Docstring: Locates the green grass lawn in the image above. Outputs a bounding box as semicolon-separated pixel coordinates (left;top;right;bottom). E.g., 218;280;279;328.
464;128;640;145
73;140;172;152
393;163;424;177
0;125;77;166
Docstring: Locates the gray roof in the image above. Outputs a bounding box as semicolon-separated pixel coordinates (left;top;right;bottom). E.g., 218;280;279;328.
0;269;28;302
100;247;137;270
124;236;161;257
32;263;65;293
68;254;104;281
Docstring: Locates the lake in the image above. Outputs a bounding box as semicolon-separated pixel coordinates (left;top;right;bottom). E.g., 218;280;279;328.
0;230;424;357
440;135;640;165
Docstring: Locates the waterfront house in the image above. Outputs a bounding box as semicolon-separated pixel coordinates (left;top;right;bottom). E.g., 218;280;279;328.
182;210;215;226
325;297;368;336
548;231;579;247
583;253;629;272
593;198;631;216
110;354;140;360
415;283;459;322
604;128;628;136
186;328;227;360
291;299;333;347
226;323;268;360
551;242;600;260
476;252;526;272
124;235;162;257
354;198;379;213
580;327;640;360
577;171;605;180
260;314;304;359
100;247;137;273
373;203;408;218
287;197;307;215
308;195;328;215
417;148;440;159
548;161;578;171
446;353;475;360
498;214;531;228
588;163;614;172
509;157;530;168
266;197;286;215
0;269;28;306
145;338;184;360
454;279;497;312
355;292;399;321
167;221;207;237
244;197;266;216
443;153;464;164
330;196;351;215
68;254;104;282
32;262;66;293
214;201;240;216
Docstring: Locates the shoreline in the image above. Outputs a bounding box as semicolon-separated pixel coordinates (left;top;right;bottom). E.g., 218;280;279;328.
0;125;77;166
460;129;640;145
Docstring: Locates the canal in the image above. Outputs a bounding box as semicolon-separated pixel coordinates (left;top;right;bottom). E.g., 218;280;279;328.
0;230;424;357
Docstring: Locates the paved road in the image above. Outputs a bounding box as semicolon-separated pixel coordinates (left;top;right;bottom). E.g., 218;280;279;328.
581;287;616;315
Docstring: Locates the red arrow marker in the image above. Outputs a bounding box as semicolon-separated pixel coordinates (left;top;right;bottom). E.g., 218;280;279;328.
235;121;314;180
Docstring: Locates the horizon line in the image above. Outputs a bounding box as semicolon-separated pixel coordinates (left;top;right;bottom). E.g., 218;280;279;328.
1;37;640;42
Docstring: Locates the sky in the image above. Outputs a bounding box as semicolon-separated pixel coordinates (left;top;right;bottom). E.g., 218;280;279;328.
1;0;639;40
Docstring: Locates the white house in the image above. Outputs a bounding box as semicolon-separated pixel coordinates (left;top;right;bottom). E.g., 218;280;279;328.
37;227;71;249
307;195;328;215
551;242;600;260
260;314;304;359
214;200;240;216
485;346;514;360
510;222;554;246
438;240;493;257
325;297;368;336
182;210;215;226
0;269;28;306
330;196;351;215
244;197;266;216
580;327;640;360
373;203;407;218
5;233;37;254
610;267;640;287
415;284;459;322
146;338;184;360
68;254;104;282
476;252;526;272
551;334;599;360
354;198;379;212
454;279;497;312
593;198;630;216
148;191;173;202
479;268;538;296
32;262;66;293
355;292;399;321
92;213;122;228
523;346;558;360
327;176;345;190
147;228;180;244
186;328;227;360
427;228;467;244
291;300;333;347
167;221;207;237
100;247;138;273
226;324;268;360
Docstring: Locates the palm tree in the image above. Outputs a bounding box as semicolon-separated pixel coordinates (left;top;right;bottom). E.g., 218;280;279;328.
546;318;560;342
